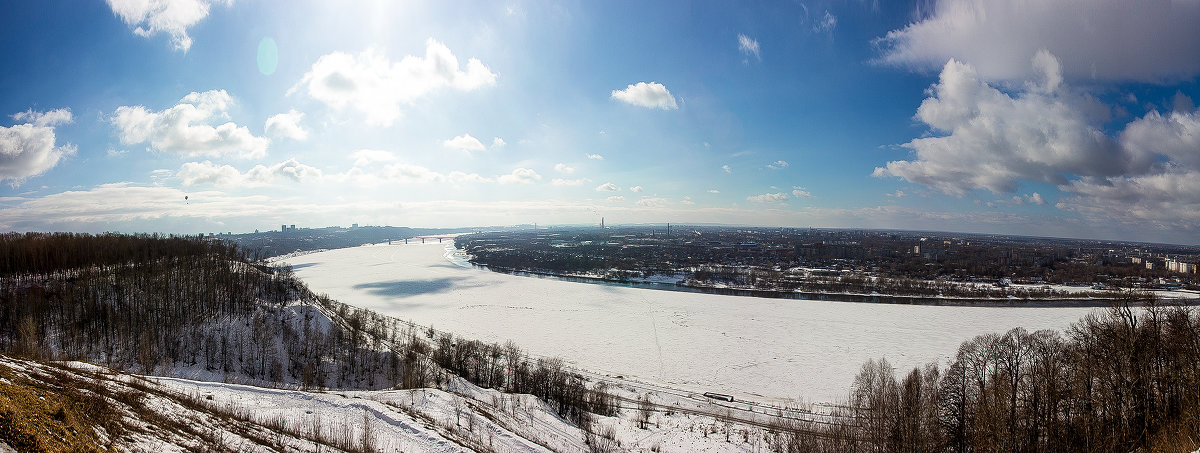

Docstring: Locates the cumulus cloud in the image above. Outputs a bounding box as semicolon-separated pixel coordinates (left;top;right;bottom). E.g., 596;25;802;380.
721;165;732;174
630;185;644;192
595;182;620;192
12;108;73;127
767;160;789;170
552;176;590;184
737;34;761;61
708;189;720;194
105;0;228;51
636;197;668;208
264;110;308;141
292;39;496;126
1120;107;1200;170
606;196;625;202
586;153;604;160
443;133;486;152
792;186;813;198
551;178;589;186
491;137;506;148
872;56;1131;195
747;192;788;203
349;149;397;167
379;163;446;184
498;168;541;185
876;48;1200;235
611;82;678;110
448;171;492;184
554;163;575;174
112;90;269;159
178;159;323;187
874;0;1200;82
1;108;76;185
887;190;907;198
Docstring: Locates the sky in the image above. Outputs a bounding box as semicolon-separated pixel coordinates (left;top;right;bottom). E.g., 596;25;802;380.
1;0;1199;244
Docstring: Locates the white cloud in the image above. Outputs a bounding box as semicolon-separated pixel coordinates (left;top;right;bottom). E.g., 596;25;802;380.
178;159;323;187
747;192;788;203
606;196;625;202
791;186;813;198
293;39;497;126
611;82;678;110
872;56;1131;195
380;163;446;184
491;137;506;148
586;153;604;160
264;109;308;141
1;109;76;186
875;48;1200;235
349;149;397;167
630;185;644;192
708;189;720;194
874;0;1200;82
112;90;269;159
814;10;837;33
448;171;492;184
105;0;228;52
12;108;73;127
552;178;589;186
721;165;732;174
680;197;695;205
595;182;620;192
443;133;486;152
1057;169;1200;231
497;168;541;185
177;161;241;186
887;190;907;198
1121;108;1200;170
767;160;789;170
636;197;668;208
554;163;575;174
737;34;761;61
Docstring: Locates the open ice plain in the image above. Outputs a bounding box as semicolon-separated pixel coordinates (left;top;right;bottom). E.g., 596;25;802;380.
286;241;1099;404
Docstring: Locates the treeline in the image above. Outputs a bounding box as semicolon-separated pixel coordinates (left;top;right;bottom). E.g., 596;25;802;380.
775;302;1200;452
0;232;243;276
686;266;1111;300
429;334;617;428
0;232;614;434
0;232;419;389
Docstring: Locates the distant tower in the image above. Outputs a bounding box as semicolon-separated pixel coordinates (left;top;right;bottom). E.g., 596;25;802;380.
667;223;671;237
281;224;286;232
601;217;605;229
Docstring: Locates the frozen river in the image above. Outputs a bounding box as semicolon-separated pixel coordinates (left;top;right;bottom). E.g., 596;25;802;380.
285;241;1100;404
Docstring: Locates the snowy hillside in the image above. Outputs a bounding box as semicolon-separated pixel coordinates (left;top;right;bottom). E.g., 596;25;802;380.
0;355;821;452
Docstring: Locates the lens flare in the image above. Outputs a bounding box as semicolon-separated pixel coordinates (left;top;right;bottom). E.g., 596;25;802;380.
257;37;278;75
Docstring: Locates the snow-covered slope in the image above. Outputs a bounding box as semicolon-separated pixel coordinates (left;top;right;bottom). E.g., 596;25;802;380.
0;355;806;452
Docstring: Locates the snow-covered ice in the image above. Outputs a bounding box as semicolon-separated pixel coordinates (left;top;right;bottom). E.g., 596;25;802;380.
286;242;1102;404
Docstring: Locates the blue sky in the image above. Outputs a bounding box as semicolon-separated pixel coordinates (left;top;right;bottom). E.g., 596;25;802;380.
2;0;1199;244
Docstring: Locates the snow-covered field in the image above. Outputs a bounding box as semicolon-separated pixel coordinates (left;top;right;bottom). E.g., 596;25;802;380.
285;241;1102;405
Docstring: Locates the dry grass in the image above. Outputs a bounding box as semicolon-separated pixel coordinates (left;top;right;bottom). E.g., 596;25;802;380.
0;363;111;452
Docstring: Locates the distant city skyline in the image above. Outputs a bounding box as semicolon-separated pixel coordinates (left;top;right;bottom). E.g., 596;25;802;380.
1;1;1198;244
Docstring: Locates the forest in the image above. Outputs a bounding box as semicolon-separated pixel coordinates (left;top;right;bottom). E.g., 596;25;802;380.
774;299;1200;452
0;232;606;430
